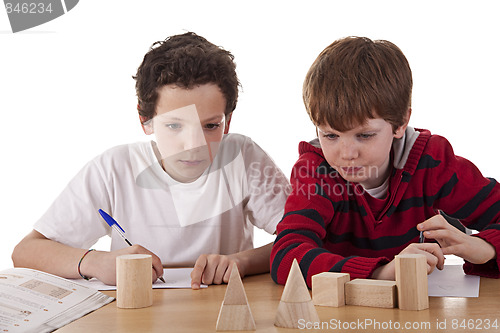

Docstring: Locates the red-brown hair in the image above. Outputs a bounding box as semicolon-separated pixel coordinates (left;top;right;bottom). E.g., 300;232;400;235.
303;36;412;132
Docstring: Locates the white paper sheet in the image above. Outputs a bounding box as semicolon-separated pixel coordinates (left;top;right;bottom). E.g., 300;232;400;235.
428;264;480;297
71;268;207;291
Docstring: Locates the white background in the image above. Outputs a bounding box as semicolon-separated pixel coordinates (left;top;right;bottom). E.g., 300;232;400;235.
1;0;499;270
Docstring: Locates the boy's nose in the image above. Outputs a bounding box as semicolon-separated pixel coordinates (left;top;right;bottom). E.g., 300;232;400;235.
183;127;207;151
340;140;358;160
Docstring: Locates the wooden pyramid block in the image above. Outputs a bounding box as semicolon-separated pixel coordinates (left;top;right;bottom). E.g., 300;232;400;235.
274;259;320;328
216;263;256;331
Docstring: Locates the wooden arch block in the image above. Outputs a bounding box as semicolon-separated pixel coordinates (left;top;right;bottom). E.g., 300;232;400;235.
216;263;256;331
274;259;320;328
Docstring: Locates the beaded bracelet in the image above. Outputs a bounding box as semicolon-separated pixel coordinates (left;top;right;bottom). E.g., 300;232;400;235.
78;249;95;280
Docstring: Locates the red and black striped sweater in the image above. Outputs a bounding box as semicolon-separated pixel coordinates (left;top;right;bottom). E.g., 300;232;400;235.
271;128;500;287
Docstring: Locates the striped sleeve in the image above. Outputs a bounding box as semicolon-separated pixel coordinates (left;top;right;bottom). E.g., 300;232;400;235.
427;135;500;277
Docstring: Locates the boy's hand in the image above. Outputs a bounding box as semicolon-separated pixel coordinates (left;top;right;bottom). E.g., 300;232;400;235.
190;254;243;289
372;243;445;280
82;245;164;285
418;215;496;264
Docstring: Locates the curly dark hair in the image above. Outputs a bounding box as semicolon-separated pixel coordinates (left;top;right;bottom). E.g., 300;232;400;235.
133;32;240;122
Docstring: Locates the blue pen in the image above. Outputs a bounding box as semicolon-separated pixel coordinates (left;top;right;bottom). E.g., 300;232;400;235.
98;209;133;246
98;209;165;283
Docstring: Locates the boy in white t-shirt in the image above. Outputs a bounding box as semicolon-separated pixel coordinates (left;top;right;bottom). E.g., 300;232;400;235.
12;32;290;289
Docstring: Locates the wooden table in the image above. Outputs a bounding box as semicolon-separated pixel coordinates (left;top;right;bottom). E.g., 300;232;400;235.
57;273;500;332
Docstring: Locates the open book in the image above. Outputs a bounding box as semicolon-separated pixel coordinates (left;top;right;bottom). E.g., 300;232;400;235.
0;268;114;333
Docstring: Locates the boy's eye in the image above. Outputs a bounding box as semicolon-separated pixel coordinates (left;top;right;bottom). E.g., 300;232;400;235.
323;133;338;140
358;133;375;139
165;123;181;130
205;123;221;130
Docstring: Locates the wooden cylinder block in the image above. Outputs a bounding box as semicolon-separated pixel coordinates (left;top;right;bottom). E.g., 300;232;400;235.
116;254;153;309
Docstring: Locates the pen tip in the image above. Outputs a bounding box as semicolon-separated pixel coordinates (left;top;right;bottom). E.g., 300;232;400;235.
159;276;165;283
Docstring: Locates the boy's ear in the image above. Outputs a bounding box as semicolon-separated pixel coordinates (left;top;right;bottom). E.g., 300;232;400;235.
224;112;232;134
394;108;411;139
139;115;154;135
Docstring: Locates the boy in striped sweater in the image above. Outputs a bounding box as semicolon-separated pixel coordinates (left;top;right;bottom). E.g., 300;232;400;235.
271;36;500;287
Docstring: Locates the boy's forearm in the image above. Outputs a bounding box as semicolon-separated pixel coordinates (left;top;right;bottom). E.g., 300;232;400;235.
232;243;273;276
12;230;86;279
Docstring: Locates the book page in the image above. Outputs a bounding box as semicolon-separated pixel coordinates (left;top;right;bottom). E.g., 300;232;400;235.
0;268;114;333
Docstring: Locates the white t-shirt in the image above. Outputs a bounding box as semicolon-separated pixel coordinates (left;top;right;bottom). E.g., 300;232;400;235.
34;134;290;267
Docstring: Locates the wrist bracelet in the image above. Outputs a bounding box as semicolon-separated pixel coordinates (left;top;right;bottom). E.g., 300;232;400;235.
78;249;95;280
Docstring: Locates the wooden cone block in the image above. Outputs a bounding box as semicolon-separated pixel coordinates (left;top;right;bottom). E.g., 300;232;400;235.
116;254;153;309
345;279;397;308
274;259;319;329
216;263;256;331
275;301;318;328
395;254;429;310
312;272;350;307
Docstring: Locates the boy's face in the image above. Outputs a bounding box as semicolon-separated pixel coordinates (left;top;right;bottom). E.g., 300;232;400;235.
317;117;406;189
147;83;228;183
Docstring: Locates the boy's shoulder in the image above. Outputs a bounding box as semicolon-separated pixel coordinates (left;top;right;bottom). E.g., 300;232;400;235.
400;128;464;176
220;133;267;155
292;139;335;178
222;132;250;145
298;138;323;156
297;138;326;163
97;142;152;160
89;142;155;171
418;130;456;158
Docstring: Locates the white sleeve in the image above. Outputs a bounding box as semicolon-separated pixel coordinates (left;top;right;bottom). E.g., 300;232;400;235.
34;157;112;249
243;138;291;234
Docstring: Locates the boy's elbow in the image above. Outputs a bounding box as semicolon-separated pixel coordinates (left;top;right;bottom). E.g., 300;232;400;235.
11;237;34;268
11;242;26;267
270;248;286;286
270;259;289;286
11;230;44;268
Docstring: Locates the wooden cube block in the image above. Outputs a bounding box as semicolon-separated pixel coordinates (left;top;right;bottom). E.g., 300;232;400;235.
312;272;350;307
345;279;397;308
395;254;429;311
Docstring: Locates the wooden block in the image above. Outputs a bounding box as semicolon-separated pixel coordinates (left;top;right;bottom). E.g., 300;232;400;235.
216;305;256;331
345;279;397;308
280;259;313;303
274;300;319;329
216;263;255;331
116;254;153;309
312;272;350;307
395;254;429;310
222;263;249;305
274;259;319;328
